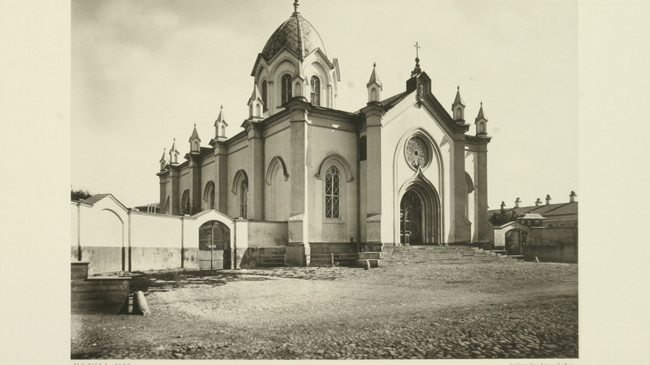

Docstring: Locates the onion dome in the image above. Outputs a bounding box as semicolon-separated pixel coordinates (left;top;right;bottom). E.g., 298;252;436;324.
259;9;327;62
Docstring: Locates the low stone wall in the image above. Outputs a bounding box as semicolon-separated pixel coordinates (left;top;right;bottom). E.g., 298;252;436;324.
525;244;577;263
309;242;358;266
71;262;130;315
81;247;124;275
524;227;578;263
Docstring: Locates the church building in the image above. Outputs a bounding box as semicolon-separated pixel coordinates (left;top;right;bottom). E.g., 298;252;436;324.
156;1;492;266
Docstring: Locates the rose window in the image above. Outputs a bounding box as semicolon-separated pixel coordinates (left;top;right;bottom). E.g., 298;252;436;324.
406;137;428;169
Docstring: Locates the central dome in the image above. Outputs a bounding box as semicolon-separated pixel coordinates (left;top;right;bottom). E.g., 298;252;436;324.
260;13;327;61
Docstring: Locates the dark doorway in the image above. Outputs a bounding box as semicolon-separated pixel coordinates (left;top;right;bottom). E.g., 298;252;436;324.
400;191;423;245
505;229;526;255
198;221;231;270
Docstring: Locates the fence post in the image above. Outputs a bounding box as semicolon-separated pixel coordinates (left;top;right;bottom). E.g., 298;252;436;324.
331;253;335;267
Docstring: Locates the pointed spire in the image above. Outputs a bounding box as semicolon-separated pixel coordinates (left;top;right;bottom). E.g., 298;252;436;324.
169;138;179;164
214;105;227;127
475;102;488;136
248;84;263;105
189;123;201;142
453;86;465;107
160;148;166;162
366;62;382;89
476;102;487;121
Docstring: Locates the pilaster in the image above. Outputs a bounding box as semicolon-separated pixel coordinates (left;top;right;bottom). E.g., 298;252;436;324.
474;140;492;243
363;105;384;243
213;142;228;213
246;120;265;220
450;135;471;243
287;102;310;265
189;154;202;215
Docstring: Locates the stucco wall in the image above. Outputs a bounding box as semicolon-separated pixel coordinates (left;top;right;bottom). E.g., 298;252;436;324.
381;98;452;244
307;123;358;243
264;125;291;221
201;156;217;210
72;199;237;273
226;141;249;218
246;221;288;247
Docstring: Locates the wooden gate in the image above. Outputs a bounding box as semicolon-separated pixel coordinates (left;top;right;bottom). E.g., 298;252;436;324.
198;221;230;270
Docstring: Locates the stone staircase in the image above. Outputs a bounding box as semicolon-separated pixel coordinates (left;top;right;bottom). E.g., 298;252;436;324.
379;245;524;265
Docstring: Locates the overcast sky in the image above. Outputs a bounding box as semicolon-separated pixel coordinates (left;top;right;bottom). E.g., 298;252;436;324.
72;0;578;210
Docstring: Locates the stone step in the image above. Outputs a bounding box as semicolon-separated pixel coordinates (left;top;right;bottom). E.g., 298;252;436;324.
358;252;381;260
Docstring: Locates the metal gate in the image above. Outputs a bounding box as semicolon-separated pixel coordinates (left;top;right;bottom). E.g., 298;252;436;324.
198;221;230;270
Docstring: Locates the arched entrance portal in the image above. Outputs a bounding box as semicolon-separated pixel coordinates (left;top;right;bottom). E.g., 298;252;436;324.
399;180;441;245
199;221;231;270
505;228;526;255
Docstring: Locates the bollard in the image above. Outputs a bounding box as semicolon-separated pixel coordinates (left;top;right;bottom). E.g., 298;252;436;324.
133;291;151;316
364;260;370;270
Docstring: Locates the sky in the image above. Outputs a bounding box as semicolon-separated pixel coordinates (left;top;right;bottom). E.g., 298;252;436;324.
71;0;578;210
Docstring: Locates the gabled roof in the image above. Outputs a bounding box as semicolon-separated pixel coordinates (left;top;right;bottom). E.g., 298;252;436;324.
80;193;111;205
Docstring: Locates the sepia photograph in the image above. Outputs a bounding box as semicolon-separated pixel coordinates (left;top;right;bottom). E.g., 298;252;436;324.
69;0;579;361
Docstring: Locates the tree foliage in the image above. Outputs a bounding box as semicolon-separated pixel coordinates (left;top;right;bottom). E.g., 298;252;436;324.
488;209;520;227
71;189;93;201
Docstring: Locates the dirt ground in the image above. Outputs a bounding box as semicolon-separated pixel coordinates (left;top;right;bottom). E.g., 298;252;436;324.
71;261;578;360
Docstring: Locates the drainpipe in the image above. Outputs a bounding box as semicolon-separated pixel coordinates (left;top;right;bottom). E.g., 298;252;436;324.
181;215;185;269
77;202;81;261
127;209;132;272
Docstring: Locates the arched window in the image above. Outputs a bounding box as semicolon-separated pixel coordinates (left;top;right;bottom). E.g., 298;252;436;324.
181;190;191;215
281;74;292;105
359;136;367;161
240;178;248;218
310;75;320;106
325;165;340;218
204;182;215;210
261;80;268;112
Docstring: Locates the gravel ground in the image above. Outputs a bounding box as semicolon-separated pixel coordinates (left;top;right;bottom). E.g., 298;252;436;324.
72;261;578;359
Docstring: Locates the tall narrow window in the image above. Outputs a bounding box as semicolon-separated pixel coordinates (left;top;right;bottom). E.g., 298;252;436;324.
359;136;367;161
181;190;190;215
240;178;248;218
261;80;268;112
325;165;340;218
281;74;292;105
310;75;320;106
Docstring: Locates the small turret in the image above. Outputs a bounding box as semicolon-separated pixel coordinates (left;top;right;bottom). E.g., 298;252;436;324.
214;105;228;140
366;63;382;104
189;124;201;153
169;139;179;165
535;198;542;206
452;86;465;123
569;191;577;203
515;197;521;208
545;194;552;205
475;102;488;136
500;201;506;211
248;84;265;119
159;148;167;171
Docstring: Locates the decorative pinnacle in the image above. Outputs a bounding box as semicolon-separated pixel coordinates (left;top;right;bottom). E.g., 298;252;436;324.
293;0;299;14
411;42;422;77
